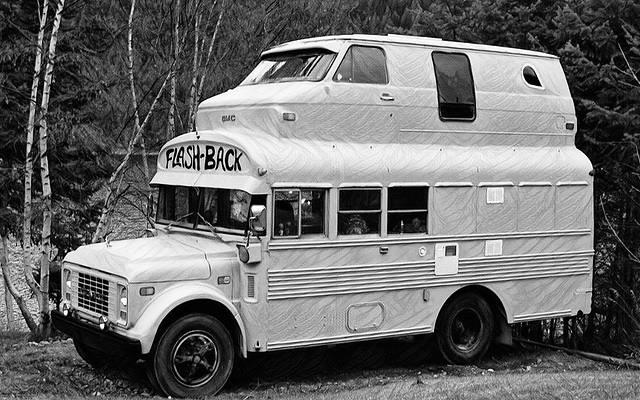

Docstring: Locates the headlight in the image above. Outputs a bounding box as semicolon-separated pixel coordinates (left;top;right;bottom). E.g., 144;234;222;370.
117;284;128;325
98;315;109;330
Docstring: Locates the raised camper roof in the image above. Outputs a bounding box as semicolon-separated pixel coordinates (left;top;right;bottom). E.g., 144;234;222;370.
262;34;558;60
195;33;576;148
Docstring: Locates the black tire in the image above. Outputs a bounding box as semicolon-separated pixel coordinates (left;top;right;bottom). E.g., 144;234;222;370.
436;293;494;364
144;360;163;394
151;314;234;398
74;339;112;369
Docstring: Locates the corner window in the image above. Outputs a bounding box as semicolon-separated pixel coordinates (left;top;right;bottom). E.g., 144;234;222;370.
388;187;428;234
338;188;381;235
273;189;326;238
432;52;476;121
334;46;388;84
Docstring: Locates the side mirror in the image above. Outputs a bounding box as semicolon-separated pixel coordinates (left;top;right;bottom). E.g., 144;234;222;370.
249;205;266;235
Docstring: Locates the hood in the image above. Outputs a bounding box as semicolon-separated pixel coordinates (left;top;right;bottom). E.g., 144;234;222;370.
64;233;237;284
199;81;330;109
195;82;330;136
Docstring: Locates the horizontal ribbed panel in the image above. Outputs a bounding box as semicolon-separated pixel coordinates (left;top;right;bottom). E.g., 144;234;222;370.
268;251;592;300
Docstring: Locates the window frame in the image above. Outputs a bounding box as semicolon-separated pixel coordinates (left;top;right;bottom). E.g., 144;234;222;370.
338;187;382;236
432;51;476;122
272;188;328;239
333;45;389;85
156;185;253;235
522;64;545;90
387;186;429;235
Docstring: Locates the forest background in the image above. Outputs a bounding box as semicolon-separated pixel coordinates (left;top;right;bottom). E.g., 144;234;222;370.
0;0;639;358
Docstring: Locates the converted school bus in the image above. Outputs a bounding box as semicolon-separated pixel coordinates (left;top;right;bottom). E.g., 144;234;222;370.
53;34;593;398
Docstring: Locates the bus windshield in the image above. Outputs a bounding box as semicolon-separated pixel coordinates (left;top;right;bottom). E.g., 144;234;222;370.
240;50;336;85
157;186;252;233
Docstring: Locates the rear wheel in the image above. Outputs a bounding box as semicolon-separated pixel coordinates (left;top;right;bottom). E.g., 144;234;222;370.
151;314;234;398
436;293;494;364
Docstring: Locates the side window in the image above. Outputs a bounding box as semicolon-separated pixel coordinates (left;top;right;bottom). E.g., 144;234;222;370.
388;187;428;234
432;52;475;121
334;46;388;84
523;65;543;88
273;189;326;237
274;190;299;237
338;188;381;235
301;189;326;235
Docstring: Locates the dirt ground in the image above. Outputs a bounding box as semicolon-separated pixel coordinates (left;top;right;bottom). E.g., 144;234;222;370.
1;331;639;399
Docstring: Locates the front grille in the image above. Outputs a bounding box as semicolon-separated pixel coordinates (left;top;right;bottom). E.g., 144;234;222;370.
77;273;110;315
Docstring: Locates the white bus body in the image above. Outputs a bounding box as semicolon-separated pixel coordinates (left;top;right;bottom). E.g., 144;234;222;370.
54;34;593;398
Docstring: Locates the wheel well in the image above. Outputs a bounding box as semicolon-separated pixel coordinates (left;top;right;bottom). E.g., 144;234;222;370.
152;300;243;357
437;285;507;333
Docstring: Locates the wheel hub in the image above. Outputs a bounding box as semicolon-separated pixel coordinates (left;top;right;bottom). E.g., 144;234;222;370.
171;331;220;387
452;309;482;351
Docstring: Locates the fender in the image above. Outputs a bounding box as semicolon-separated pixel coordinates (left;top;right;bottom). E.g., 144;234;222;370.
124;281;247;356
433;284;509;328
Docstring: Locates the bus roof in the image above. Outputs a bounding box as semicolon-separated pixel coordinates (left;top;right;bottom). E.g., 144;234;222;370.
152;129;592;193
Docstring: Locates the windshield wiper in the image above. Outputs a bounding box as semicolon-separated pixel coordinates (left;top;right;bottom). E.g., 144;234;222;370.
196;212;220;238
164;212;196;231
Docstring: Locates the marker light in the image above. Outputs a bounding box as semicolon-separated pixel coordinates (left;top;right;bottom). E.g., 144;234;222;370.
283;112;296;121
139;287;155;296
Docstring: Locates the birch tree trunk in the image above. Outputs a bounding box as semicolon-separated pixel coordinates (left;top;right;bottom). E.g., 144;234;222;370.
3;272;13;330
126;0;151;189
187;13;202;132
196;0;225;105
22;0;49;313
167;0;182;140
35;0;66;340
1;234;36;332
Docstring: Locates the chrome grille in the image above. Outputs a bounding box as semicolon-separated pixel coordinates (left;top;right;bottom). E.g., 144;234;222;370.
77;273;110;315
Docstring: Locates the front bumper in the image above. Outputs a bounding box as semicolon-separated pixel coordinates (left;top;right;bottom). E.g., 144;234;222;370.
52;310;142;361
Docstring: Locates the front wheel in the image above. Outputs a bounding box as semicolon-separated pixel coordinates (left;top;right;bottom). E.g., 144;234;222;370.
151;314;234;398
436;293;494;364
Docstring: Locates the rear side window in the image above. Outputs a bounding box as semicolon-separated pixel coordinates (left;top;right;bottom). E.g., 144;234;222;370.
334;46;388;84
432;52;476;121
523;65;543;88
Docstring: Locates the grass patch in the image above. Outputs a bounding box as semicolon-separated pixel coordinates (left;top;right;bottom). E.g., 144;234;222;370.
0;335;636;399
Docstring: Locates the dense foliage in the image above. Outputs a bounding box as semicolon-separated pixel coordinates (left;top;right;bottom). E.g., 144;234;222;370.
1;0;639;351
